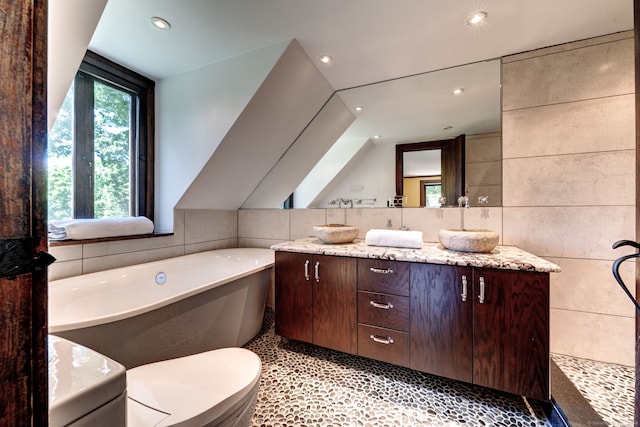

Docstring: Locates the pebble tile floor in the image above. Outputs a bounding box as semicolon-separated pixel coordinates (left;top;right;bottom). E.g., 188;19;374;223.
244;310;634;427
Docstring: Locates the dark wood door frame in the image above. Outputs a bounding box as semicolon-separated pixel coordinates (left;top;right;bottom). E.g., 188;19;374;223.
634;1;640;424
0;1;49;425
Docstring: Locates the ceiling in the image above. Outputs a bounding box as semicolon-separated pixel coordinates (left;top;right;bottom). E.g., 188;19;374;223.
87;0;633;155
89;0;633;89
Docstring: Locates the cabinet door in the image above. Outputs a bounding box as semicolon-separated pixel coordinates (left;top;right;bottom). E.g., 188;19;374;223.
473;269;550;400
410;263;473;383
313;255;357;354
274;251;313;343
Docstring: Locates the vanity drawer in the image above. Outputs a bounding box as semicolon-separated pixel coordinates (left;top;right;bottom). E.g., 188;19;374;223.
358;291;409;331
357;259;409;296
358;324;409;367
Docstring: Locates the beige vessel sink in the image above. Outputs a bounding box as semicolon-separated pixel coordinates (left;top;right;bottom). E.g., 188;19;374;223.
313;224;359;244
439;228;499;253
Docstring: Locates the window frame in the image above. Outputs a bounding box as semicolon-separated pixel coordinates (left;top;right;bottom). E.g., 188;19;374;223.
72;50;155;220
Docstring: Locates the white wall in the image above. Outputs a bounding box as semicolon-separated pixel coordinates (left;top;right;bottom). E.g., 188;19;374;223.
155;41;289;232
310;142;396;208
48;0;107;130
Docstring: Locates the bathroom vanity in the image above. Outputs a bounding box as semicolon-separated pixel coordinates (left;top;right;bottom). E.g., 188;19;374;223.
271;237;561;401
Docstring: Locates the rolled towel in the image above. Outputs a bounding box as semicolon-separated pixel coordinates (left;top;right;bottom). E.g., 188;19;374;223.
48;217;154;240
365;229;423;249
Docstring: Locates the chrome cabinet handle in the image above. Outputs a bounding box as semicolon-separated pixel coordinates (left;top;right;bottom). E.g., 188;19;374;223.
369;267;394;274
461;275;468;302
370;335;394;345
369;300;394;310
314;261;320;282
304;260;310;281
478;276;485;304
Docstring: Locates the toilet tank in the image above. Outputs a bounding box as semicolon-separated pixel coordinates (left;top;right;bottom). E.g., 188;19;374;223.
48;335;126;427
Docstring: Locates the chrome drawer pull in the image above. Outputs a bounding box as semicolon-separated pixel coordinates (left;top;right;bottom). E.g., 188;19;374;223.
304;260;310;281
478;276;485;304
369;267;394;274
370;334;394;345
369;300;394;310
314;261;320;283
461;275;468;302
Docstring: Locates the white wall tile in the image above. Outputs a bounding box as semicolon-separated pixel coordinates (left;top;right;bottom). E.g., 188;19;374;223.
503;206;635;260
400;207;502;243
82;245;185;274
184;209;237;244
503;37;633;110
238;237;286;249
238;209;290;240
503;95;635;159
466;133;501;162
466;160;501;186
48;244;82;262
184;238;237;255
326;208;348;225
503;31;632;63
550;308;635;366
290;209;326;239
346;208;402;238
48;260;83;281
548;257;635;317
503;150;635;207
81;236;183;259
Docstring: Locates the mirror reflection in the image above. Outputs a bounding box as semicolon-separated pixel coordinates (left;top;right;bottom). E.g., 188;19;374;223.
303;59;502;208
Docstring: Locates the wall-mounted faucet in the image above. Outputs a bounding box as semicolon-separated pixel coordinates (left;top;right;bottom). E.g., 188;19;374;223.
329;198;354;208
457;196;469;208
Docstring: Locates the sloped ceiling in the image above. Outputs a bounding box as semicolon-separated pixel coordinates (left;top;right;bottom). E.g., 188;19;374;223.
241;93;355;209
176;40;337;210
48;0;108;130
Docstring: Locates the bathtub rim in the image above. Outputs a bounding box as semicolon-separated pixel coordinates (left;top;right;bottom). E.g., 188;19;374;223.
48;248;274;333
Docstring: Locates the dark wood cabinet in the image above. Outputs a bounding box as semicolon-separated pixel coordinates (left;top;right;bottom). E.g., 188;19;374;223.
274;251;314;342
275;251;357;354
274;250;550;400
472;268;549;400
410;263;473;383
357;259;411;367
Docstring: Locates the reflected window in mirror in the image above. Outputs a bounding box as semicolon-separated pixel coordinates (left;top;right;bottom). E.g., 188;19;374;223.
403;175;442;207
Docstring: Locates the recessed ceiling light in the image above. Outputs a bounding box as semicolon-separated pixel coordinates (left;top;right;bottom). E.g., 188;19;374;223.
151;16;171;30
373;135;381;139
466;11;487;26
319;55;333;64
354;106;364;112
451;88;464;95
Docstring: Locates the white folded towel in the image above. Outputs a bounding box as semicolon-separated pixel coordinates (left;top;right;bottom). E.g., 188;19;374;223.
48;217;154;240
365;229;423;249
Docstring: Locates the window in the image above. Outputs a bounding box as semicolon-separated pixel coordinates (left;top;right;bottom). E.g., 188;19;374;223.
48;51;154;221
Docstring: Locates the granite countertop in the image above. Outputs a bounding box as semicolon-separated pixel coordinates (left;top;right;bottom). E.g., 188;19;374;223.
271;237;562;273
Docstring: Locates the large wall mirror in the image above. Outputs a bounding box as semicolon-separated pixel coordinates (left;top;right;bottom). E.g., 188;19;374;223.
309;58;502;208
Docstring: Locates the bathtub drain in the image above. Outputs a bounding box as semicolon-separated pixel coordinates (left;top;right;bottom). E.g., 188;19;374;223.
155;272;167;285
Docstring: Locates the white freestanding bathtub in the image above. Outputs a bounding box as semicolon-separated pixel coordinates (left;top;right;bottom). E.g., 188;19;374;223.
48;248;274;369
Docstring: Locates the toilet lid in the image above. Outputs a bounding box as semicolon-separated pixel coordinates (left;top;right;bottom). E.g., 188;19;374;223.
126;347;261;427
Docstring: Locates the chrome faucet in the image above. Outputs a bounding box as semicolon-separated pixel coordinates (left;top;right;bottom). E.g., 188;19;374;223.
329;198;353;208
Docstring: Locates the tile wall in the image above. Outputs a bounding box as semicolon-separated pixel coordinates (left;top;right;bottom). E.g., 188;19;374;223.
502;31;636;366
466;132;502;207
47;209;238;280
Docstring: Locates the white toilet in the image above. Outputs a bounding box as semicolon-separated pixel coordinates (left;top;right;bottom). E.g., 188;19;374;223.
48;336;262;427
